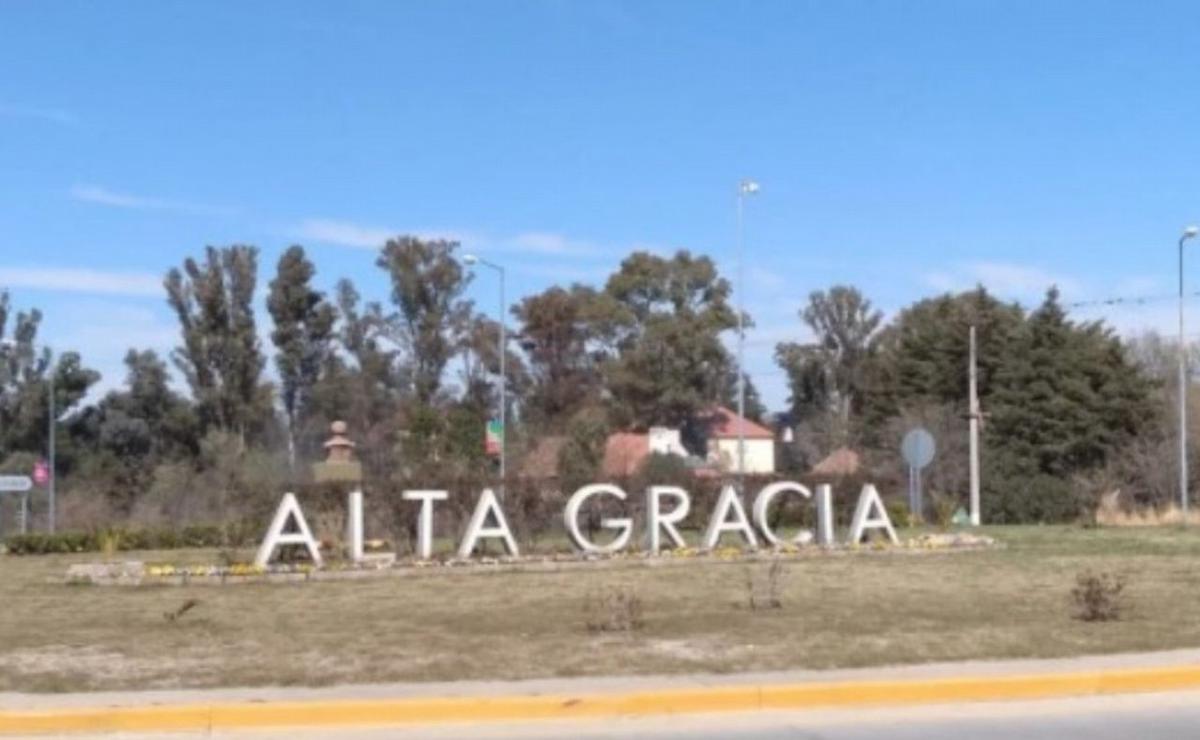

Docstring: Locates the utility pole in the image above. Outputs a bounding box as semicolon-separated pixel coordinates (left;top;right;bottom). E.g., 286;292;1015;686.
735;179;758;492
497;265;506;489
1180;227;1198;523
462;254;506;498
48;364;56;534
968;325;981;526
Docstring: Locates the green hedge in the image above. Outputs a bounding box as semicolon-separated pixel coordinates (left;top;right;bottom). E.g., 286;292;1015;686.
3;524;257;556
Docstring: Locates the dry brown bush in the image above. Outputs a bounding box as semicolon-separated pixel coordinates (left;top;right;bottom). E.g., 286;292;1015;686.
744;559;786;611
1072;571;1126;622
583;585;644;633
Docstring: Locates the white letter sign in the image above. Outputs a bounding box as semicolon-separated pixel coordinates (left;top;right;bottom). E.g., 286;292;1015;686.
564;484;633;554
346;489;364;562
403;490;448;560
646;486;691;552
702;485;758;550
457;488;519;558
255;492;322;567
815;483;835;546
848;483;899;545
248;479;916;569
752;482;813;546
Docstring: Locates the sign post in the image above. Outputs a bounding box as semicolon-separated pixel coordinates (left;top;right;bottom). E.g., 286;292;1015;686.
0;476;32;493
968;326;982;526
901;428;936;522
0;477;33;538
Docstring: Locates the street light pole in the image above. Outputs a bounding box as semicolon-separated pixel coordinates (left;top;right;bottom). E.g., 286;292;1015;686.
1179;226;1198;524
735;179;759;492
463;255;507;493
47;362;55;534
498;265;506;486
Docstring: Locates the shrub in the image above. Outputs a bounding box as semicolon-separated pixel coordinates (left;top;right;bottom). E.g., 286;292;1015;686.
930;491;960;529
98;529;121;559
885;498;913;528
5;533;97;555
634;452;693;493
744;560;785;610
4;523;247;556
583;585;644;633
984;472;1084;524
1071;571;1126;622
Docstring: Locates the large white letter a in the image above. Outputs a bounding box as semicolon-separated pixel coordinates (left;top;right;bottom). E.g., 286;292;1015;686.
254;492;323;567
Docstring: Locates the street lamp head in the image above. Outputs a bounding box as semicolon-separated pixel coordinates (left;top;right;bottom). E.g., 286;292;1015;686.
739;179;760;195
462;254;479;266
1185;226;1200;240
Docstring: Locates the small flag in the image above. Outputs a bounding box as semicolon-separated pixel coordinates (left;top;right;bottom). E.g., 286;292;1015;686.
485;420;503;456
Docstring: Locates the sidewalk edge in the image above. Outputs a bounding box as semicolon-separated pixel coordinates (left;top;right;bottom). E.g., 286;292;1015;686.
4;664;1200;735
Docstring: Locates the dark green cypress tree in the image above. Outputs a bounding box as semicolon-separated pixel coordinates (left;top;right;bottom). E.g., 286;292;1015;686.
984;288;1154;521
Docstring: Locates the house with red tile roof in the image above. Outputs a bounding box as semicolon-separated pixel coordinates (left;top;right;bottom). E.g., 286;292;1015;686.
520;409;775;483
520;427;693;481
696;406;777;474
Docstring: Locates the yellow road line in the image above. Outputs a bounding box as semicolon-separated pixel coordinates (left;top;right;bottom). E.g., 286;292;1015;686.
4;664;1200;735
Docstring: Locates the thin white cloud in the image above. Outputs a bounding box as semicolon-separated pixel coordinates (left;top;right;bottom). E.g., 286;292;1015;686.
503;231;600;257
1072;302;1174;337
293;218;481;250
69;184;235;216
747;266;786;292
292;218;396;249
0;267;161;297
293;217;630;258
741;322;813;349
0;103;77;125
627;241;678;257
48;302;180;397
924;261;1081;301
1114;276;1160;296
510;262;612;282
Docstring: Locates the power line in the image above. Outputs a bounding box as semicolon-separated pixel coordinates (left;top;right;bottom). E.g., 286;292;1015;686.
1064;291;1200;310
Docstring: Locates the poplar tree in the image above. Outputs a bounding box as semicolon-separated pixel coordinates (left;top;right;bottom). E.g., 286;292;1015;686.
165;245;269;447
268;245;336;469
376;236;472;405
306;279;405;476
777;286;883;429
0;291;98;460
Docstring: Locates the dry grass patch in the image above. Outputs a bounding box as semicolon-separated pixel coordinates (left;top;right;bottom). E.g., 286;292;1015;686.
3;526;1200;692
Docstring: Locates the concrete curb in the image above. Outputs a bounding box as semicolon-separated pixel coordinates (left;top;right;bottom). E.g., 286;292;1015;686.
4;664;1200;735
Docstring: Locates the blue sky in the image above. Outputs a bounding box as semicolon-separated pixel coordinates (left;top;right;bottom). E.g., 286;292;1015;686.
2;1;1200;411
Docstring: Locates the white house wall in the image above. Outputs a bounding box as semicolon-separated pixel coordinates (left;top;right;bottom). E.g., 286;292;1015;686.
710;439;775;474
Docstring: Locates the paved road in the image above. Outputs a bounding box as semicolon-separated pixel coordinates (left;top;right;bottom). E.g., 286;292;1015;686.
46;690;1200;739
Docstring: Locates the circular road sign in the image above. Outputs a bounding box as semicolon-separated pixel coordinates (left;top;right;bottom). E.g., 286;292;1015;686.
32;460;50;486
901;428;936;470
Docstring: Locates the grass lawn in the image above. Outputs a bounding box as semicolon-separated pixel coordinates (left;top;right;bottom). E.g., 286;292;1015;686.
2;525;1200;692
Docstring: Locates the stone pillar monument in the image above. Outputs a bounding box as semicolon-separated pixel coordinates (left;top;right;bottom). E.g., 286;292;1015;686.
312;421;363;483
312;421;367;563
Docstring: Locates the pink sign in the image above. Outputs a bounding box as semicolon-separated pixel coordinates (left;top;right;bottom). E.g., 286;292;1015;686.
32;460;50;487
